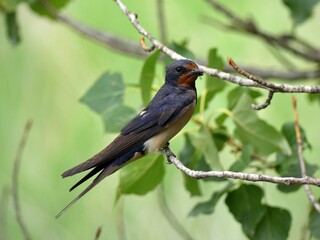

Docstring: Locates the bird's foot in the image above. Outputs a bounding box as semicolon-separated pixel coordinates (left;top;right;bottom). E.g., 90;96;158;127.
160;143;175;164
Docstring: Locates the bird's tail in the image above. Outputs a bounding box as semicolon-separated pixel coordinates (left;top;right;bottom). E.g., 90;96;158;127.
56;145;145;218
55;164;118;219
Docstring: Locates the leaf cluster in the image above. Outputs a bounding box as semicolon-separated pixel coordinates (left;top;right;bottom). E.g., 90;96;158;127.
79;44;318;239
4;0;320;239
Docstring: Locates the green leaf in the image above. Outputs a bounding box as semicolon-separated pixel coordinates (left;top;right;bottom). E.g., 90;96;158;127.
281;122;311;149
253;206;291;240
5;11;20;45
229;91;289;156
30;0;70;17
215;112;228;126
179;134;203;196
180;134;204;167
276;122;316;192
139;50;160;106
180;133;220;184
227;87;262;110
307;93;320;105
189;191;223;217
180;127;224;181
283;0;320;25
205;48;225;93
189;183;233;217
116;153;164;200
225;184;266;238
80;72;125;113
195;48;225;114
183;175;202;197
229;145;253;172
212;127;229;151
276;155;317;193
101;105;136;133
80;72;136;132
199;126;222;170
309;205;320;239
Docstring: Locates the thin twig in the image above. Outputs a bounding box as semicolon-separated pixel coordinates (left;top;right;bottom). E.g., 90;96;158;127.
157;184;194;240
266;45;297;70
38;0;148;58
226;138;267;163
114;0;320;95
12;120;33;240
93;226;102;240
201;15;234;32
37;0;320;81
226;66;320;81
228;57;280;91
205;0;320;62
140;37;155;52
160;147;320;187
205;0;244;25
292;97;320;213
251;91;275;110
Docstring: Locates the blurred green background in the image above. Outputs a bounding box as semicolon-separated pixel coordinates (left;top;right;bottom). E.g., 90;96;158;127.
1;0;320;239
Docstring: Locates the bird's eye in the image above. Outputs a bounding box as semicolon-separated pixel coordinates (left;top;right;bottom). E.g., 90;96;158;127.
175;67;182;72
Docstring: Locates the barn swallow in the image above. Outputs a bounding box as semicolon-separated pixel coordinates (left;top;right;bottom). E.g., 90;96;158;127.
56;59;203;218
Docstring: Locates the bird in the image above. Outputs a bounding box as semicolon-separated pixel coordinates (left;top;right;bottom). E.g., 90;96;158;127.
56;59;203;218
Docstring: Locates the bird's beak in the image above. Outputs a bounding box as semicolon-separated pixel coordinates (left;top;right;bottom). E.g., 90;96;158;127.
190;69;204;76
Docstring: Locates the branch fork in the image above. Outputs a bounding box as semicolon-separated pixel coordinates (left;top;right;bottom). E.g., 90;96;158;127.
113;0;320;111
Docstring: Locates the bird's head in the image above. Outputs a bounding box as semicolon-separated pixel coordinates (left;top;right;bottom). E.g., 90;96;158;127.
165;60;203;89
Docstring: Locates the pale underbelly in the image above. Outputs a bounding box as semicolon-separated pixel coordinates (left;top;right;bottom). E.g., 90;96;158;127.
144;101;195;153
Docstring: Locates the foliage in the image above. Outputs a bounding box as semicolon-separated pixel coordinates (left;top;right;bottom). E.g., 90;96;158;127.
80;72;136;133
2;0;320;240
116;153;165;201
77;45;316;239
309;204;320;239
282;0;320;26
139;50;161;106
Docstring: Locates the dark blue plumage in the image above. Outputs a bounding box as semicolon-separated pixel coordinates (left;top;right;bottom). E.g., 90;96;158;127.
56;59;203;218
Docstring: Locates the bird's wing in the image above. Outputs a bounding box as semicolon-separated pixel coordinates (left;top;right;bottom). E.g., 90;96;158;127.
121;88;196;134
61;90;195;178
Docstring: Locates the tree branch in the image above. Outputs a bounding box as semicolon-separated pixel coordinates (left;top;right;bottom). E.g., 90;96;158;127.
251;91;275;110
204;0;320;62
113;0;320;97
12;120;33;240
292;97;320;213
160;147;320;187
38;0;148;58
37;0;320;81
228;66;320;81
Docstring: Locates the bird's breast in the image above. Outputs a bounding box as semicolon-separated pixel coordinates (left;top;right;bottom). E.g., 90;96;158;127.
144;100;196;153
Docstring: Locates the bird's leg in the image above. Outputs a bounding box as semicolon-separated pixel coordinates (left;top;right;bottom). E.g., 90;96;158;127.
160;143;175;164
